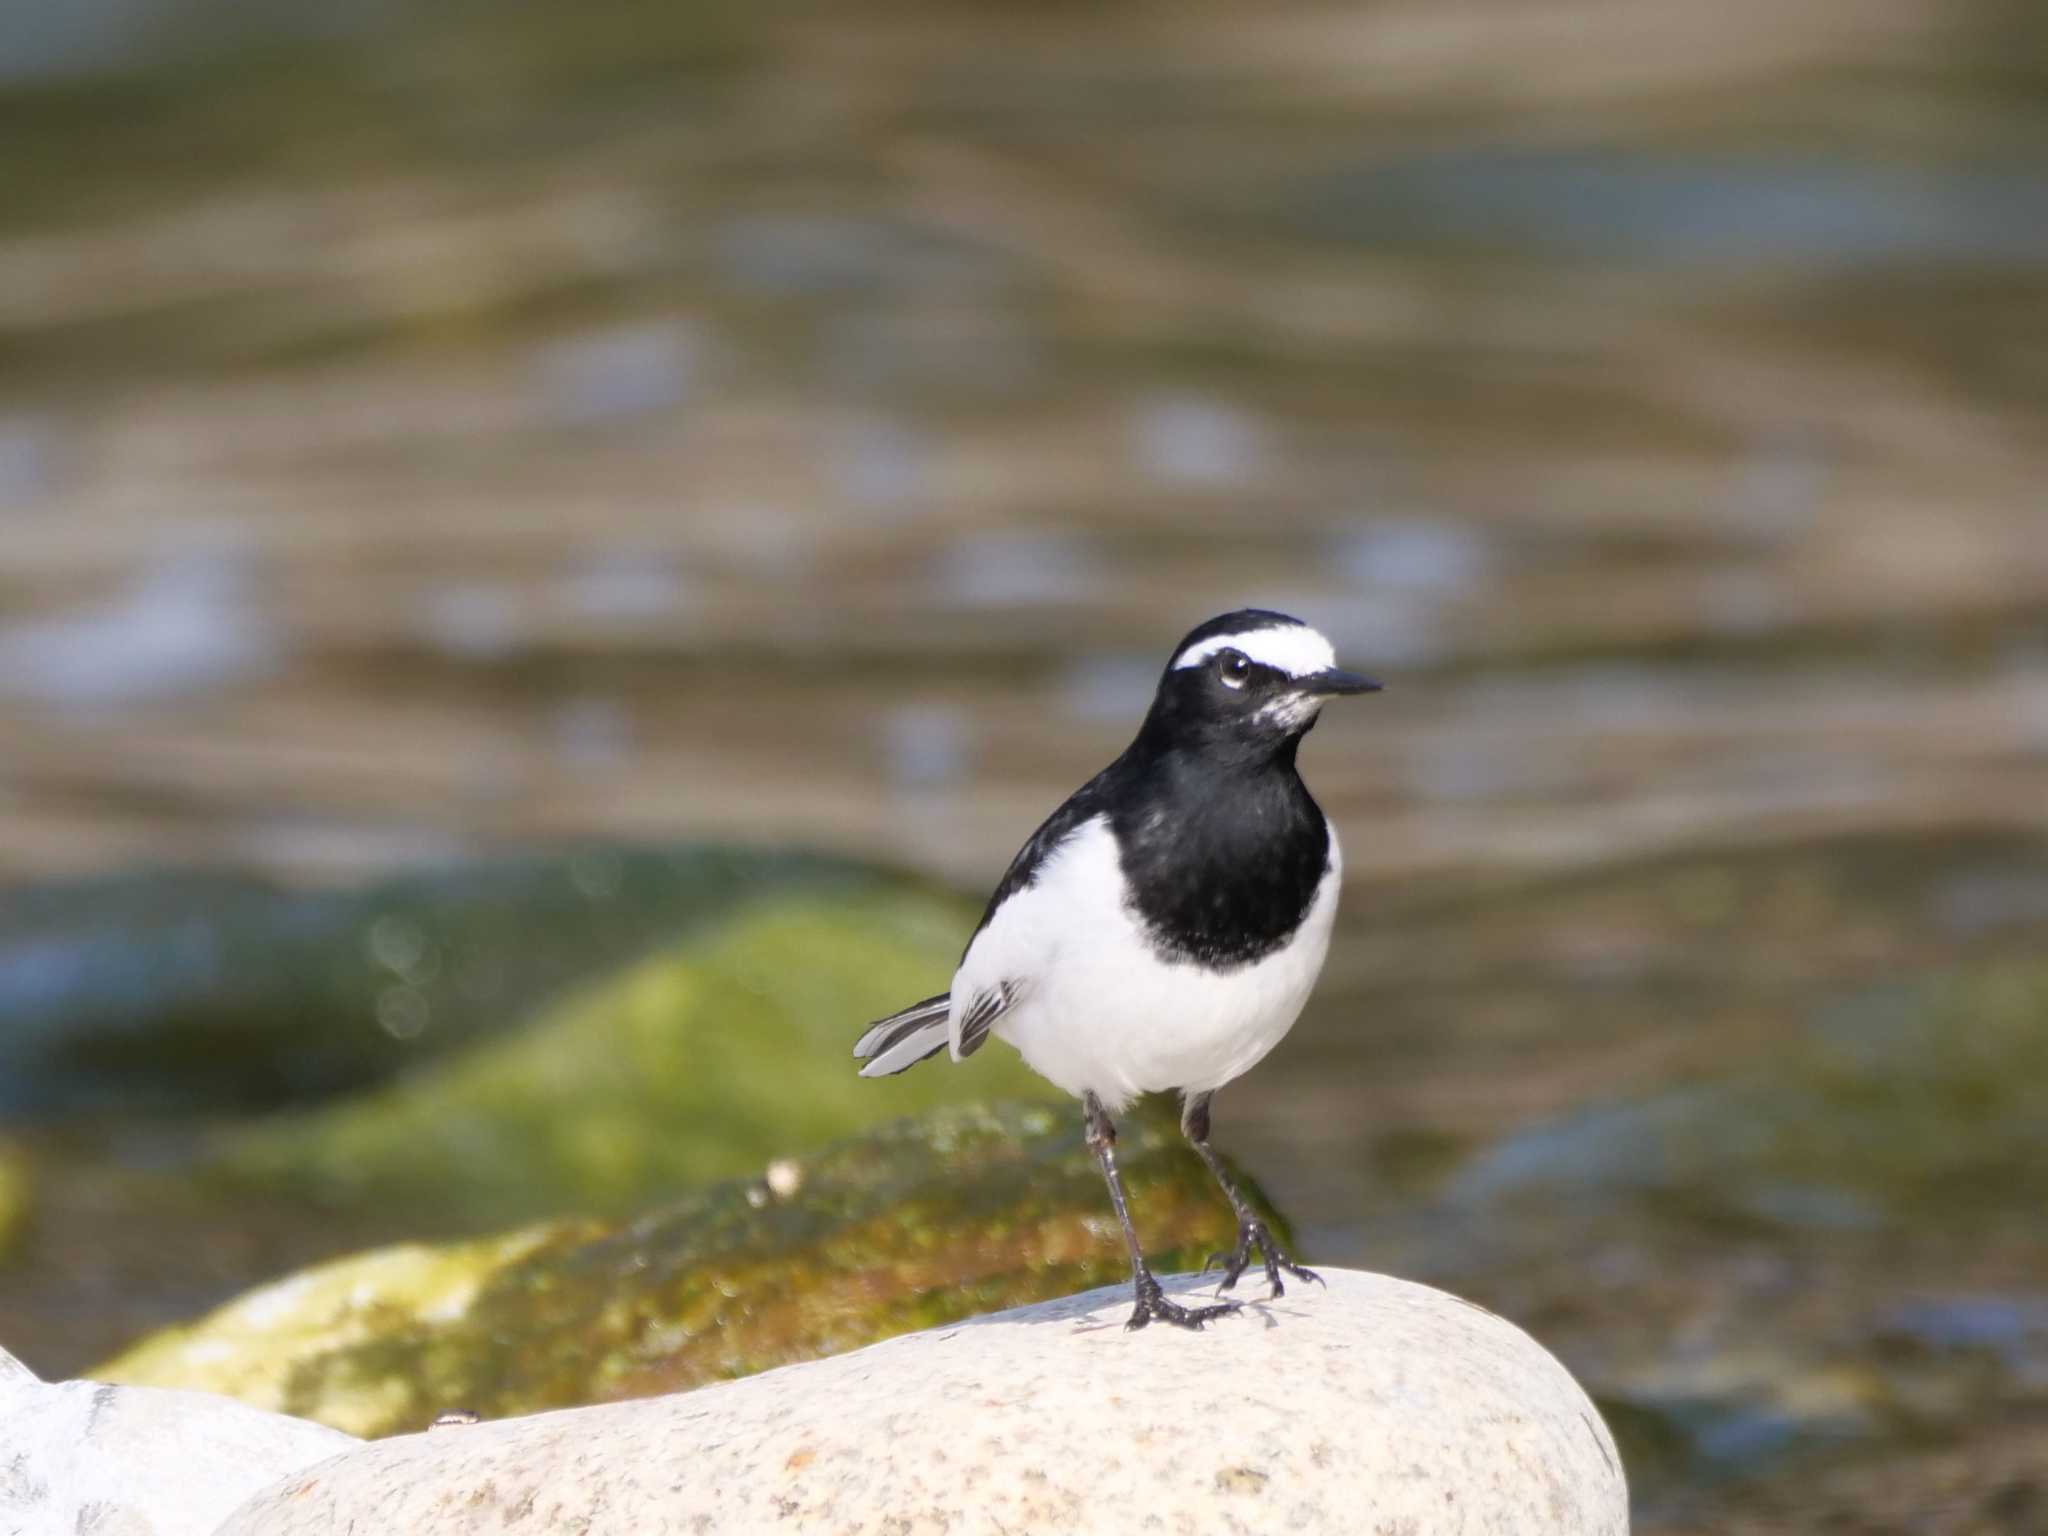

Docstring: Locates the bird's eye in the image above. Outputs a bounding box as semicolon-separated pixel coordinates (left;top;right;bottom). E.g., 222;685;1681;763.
1216;650;1251;688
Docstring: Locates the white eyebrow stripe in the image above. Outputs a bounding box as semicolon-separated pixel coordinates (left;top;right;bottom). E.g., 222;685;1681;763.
1172;626;1337;679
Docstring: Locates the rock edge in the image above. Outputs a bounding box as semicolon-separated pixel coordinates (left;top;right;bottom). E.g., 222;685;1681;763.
0;1343;357;1536
220;1268;1628;1536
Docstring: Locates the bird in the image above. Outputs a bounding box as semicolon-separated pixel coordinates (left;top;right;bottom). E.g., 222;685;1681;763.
853;608;1380;1331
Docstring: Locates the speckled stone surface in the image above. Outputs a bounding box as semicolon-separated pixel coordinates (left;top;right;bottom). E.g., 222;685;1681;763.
219;1268;1627;1535
0;1344;357;1536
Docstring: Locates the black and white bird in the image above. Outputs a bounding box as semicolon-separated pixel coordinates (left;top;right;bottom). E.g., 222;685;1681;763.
853;609;1380;1331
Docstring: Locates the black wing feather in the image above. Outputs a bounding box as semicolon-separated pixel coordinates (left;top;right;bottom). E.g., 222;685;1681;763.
955;981;1017;1058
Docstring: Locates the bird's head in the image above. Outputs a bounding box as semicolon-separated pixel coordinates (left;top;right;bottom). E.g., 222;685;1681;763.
1140;608;1381;761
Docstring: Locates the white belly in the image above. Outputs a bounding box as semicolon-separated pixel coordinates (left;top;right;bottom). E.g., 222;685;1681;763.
951;814;1340;1109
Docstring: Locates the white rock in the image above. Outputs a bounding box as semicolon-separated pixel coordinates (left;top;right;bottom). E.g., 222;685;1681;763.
220;1269;1628;1535
0;1343;356;1536
0;1343;33;1388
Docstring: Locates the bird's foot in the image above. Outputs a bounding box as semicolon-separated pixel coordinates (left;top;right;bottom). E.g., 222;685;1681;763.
1204;1218;1324;1299
1125;1271;1241;1332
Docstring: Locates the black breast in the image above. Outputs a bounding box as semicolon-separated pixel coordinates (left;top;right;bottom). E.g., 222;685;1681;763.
1110;759;1331;969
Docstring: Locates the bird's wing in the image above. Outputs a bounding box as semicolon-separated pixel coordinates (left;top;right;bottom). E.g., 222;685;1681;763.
952;980;1018;1059
963;762;1120;949
858;768;1117;1076
945;759;1127;1062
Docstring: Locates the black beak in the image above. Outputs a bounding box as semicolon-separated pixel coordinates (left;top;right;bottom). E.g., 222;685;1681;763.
1302;668;1383;697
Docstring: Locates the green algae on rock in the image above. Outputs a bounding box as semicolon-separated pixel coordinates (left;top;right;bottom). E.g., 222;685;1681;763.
97;1102;1277;1438
214;892;1055;1229
0;845;930;1118
0;863;1053;1378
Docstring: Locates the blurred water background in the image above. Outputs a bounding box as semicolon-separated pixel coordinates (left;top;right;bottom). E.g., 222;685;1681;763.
1;2;2045;1530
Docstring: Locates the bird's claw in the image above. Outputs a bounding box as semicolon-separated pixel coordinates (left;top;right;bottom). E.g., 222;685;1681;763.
1208;1218;1322;1299
1126;1272;1241;1332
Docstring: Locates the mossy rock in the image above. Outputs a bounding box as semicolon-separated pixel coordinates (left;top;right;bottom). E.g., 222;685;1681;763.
213;891;1055;1228
99;1102;1274;1438
0;845;927;1118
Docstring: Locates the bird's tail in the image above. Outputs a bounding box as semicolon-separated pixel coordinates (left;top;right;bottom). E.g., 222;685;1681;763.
853;991;951;1077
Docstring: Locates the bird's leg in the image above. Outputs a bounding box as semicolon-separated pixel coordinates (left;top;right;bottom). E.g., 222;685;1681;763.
1183;1091;1323;1299
1083;1091;1239;1332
